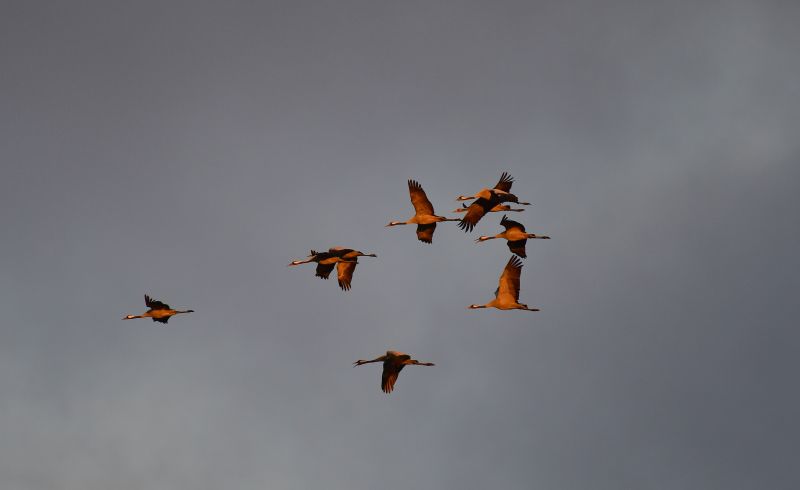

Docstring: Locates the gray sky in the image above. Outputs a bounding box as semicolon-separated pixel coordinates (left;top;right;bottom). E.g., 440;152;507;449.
1;1;799;489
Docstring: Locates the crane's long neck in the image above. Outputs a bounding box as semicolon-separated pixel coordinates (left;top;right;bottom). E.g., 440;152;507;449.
527;233;550;239
386;220;409;226
355;356;386;366
289;258;313;266
476;234;502;242
175;309;194;315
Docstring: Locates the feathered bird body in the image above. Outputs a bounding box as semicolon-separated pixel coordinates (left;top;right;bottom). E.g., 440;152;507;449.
468;256;539;311
354;350;435;393
387;180;459;243
122;295;194;324
457;173;530;232
475;215;550;258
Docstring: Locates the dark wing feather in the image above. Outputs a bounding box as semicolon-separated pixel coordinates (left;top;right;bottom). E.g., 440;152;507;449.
152;316;169;324
336;260;357;291
507;239;528;258
381;360;407;393
495;191;519;204
328;247;354;258
408;180;435;216
416;223;436;243
145;295;170;310
458;198;492;232
493;172;514;193
315;262;336;279
497;256;523;302
499;214;526;232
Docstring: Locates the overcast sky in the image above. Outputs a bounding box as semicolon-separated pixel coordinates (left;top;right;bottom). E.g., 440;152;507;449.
1;1;799;489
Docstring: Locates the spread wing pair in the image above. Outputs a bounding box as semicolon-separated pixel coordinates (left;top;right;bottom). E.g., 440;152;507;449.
409;180;438;244
386;180;460;243
144;294;172;324
468;256;539;311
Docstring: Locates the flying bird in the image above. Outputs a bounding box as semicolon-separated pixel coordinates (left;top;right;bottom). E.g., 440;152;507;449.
353;350;435;393
123;294;194;324
452;202;528;214
386;180;459;243
456;173;529;232
475;215;550;258
455;172;529;203
327;247;377;291
288;250;355;281
468;256;539;311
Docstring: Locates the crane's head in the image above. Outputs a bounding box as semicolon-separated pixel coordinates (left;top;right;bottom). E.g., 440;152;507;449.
123;315;136;319
455;195;474;202
468;304;487;309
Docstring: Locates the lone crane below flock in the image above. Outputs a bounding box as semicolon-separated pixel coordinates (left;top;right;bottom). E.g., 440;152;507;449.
123;295;194;324
354;351;436;393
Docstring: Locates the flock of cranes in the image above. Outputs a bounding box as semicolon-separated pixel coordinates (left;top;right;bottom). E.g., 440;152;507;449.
123;172;549;393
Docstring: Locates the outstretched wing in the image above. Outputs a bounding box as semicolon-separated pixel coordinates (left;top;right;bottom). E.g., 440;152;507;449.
458;198;492;232
506;239;528;258
493;172;514;193
499;214;526;232
408;180;435;216
381;358;408;393
336;260;357;291
416;223;437;243
328;247;354;258
495;191;519;204
145;295;170;310
152;316;169;324
497;256;523;302
315;262;336;279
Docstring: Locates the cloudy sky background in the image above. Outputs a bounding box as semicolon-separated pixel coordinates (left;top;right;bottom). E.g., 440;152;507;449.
1;1;799;489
